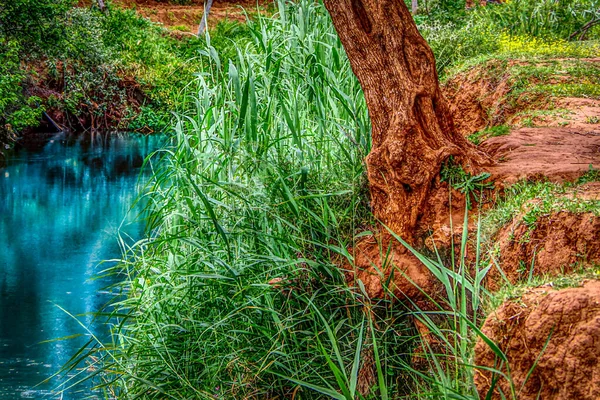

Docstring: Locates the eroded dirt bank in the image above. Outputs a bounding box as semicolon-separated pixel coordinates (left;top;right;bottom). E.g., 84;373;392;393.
475;281;600;400
445;56;600;399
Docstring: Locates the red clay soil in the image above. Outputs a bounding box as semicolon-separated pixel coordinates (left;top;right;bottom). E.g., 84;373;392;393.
444;58;600;186
443;59;600;136
511;97;600;129
481;127;600;186
345;234;440;302
486;211;600;290
443;60;530;136
474;280;600;400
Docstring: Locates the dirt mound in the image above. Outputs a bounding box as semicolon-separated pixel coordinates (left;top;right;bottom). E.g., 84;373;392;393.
443;62;511;136
511;97;600;129
482;127;600;185
443;58;600;137
487;211;600;290
442;60;542;136
474;280;600;399
345;235;439;303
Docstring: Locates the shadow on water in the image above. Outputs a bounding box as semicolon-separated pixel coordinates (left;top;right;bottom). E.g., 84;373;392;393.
0;131;165;399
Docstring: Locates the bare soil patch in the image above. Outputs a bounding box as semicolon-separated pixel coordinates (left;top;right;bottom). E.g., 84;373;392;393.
345;235;439;302
475;280;600;399
443;61;515;136
511;97;600;129
481;127;600;185
113;0;269;33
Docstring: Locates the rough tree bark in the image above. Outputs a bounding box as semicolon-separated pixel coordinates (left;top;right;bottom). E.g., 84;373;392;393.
198;0;215;36
322;0;488;243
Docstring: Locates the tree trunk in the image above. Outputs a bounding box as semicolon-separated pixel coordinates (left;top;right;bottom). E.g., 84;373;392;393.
322;0;488;243
411;0;418;14
198;0;215;36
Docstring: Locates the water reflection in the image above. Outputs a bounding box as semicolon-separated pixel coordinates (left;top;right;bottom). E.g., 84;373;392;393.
0;132;163;398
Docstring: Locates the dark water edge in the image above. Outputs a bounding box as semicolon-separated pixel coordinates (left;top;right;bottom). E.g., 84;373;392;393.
0;132;164;399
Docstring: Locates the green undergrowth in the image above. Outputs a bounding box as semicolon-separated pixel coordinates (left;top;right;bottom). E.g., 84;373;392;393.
482;169;600;242
0;0;255;148
468;125;510;145
486;265;600;313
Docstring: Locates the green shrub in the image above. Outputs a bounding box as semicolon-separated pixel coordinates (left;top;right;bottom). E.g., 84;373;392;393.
0;0;74;53
420;19;500;76
0;39;43;149
473;0;600;40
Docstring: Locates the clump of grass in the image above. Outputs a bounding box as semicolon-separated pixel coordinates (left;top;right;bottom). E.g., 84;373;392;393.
586;115;600;124
468;125;510;145
479;178;600;254
378;207;508;399
577;164;600;184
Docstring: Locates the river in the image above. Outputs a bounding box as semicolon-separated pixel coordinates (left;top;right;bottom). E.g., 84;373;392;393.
0;132;163;399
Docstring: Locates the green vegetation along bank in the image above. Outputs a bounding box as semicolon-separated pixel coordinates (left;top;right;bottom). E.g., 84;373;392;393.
0;0;254;155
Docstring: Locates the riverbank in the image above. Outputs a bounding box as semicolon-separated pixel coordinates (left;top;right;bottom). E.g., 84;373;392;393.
0;0;257;155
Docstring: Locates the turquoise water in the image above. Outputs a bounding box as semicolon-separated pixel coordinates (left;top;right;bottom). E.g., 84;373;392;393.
0;132;162;399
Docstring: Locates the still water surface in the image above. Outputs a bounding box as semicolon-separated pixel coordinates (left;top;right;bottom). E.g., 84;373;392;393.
0;132;163;398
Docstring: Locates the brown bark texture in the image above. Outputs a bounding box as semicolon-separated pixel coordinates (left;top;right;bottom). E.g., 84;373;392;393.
323;0;486;242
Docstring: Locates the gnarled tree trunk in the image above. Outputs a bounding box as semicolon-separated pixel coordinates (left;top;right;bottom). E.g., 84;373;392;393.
198;0;214;36
323;0;488;244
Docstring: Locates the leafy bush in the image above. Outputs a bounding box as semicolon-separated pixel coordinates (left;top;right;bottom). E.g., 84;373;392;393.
472;0;600;40
420;19;500;76
0;0;74;53
0;39;43;150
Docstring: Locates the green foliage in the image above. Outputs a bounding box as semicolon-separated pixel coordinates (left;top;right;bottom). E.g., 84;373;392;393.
421;20;500;75
441;158;494;208
0;1;247;134
0;0;74;52
0;39;43;150
381;206;502;399
577;165;600;184
420;0;468;24
417;0;600;78
473;0;600;40
468;125;510;145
